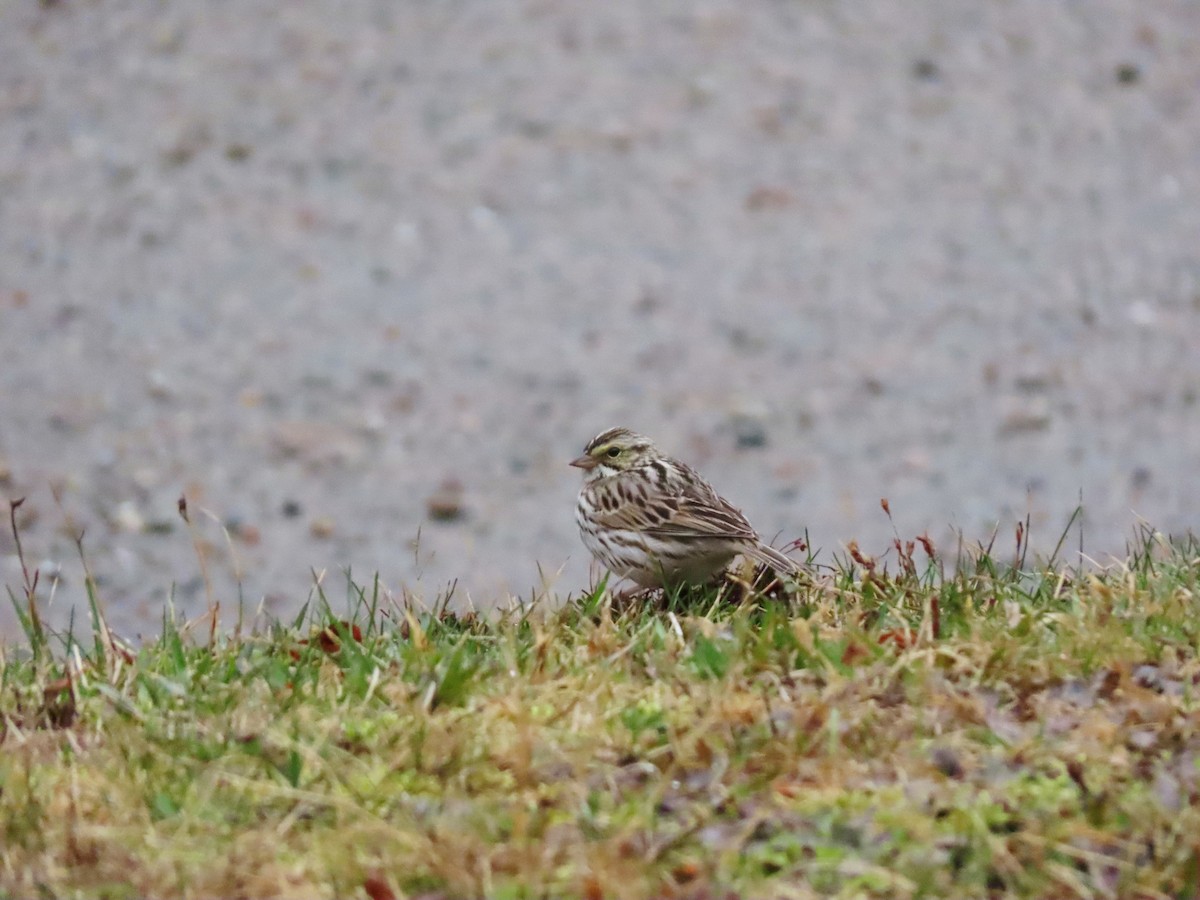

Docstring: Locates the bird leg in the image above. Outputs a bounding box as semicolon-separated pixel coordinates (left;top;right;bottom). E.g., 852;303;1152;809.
611;585;658;613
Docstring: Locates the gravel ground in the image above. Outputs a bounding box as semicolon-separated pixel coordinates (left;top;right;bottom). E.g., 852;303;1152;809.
1;1;1198;638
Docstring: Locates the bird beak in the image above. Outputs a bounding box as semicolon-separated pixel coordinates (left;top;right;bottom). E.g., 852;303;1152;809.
570;455;598;470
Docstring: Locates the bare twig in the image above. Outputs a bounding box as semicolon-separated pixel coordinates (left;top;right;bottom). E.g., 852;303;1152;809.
9;497;42;637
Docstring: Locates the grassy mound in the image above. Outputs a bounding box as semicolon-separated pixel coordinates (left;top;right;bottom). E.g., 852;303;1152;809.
2;528;1200;899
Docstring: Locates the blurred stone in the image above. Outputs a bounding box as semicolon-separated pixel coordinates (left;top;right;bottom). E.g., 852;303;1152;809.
998;397;1051;435
114;546;139;572
131;468;161;492
391;386;420;414
142;488;183;532
360;408;387;436
1013;364;1059;394
269;421;365;469
427;479;466;522
161;120;211;168
469;204;504;233
0;457;11;486
47;409;85;434
728;405;770;449
362;368;393;387
912;58;941;81
113;501;144;533
733;421;767;449
632;288;662;316
281;499;303;519
744;185;794;211
151;24;185;54
686;74;719;108
147;369;173;400
901;450;931;474
144;518;175;535
1127;300;1158;327
235;524;261;546
1115;62;1140;85
725;325;766;353
392;219;421;248
753;104;784;136
310;517;335;539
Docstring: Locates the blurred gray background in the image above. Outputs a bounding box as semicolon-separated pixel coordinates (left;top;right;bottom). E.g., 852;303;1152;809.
1;1;1198;637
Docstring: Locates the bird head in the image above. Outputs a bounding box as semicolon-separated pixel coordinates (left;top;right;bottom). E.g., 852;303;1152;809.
571;427;659;479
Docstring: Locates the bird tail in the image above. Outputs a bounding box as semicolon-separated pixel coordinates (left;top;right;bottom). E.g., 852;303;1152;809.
746;542;801;578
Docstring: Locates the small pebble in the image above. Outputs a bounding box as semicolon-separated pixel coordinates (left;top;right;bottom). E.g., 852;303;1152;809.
281;499;303;518
632;288;662;316
733;421;768;449
269;421;365;468
728;409;769;449
744;185;794;211
146;370;173;400
1115;62;1140;85
998;397;1052;435
113;501;145;533
1013;365;1058;394
236;524;261;546
469;204;503;233
310;517;335;539
427;479;466;522
912;58;941;81
1127;300;1158;327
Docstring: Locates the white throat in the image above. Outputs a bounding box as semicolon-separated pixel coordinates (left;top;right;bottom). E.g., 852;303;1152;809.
584;463;621;483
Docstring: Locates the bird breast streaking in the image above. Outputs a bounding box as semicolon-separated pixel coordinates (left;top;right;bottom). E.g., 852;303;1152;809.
572;426;799;589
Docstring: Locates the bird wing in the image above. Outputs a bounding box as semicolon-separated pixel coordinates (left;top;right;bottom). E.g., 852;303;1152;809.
650;477;758;541
588;464;757;542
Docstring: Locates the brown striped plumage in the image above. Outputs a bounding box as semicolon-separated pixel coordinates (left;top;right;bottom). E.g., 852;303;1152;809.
571;427;799;588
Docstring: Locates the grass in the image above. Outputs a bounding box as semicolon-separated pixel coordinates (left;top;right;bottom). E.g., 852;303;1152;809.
3;504;1200;899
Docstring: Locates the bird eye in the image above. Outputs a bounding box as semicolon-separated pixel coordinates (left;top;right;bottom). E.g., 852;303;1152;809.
606;447;621;458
